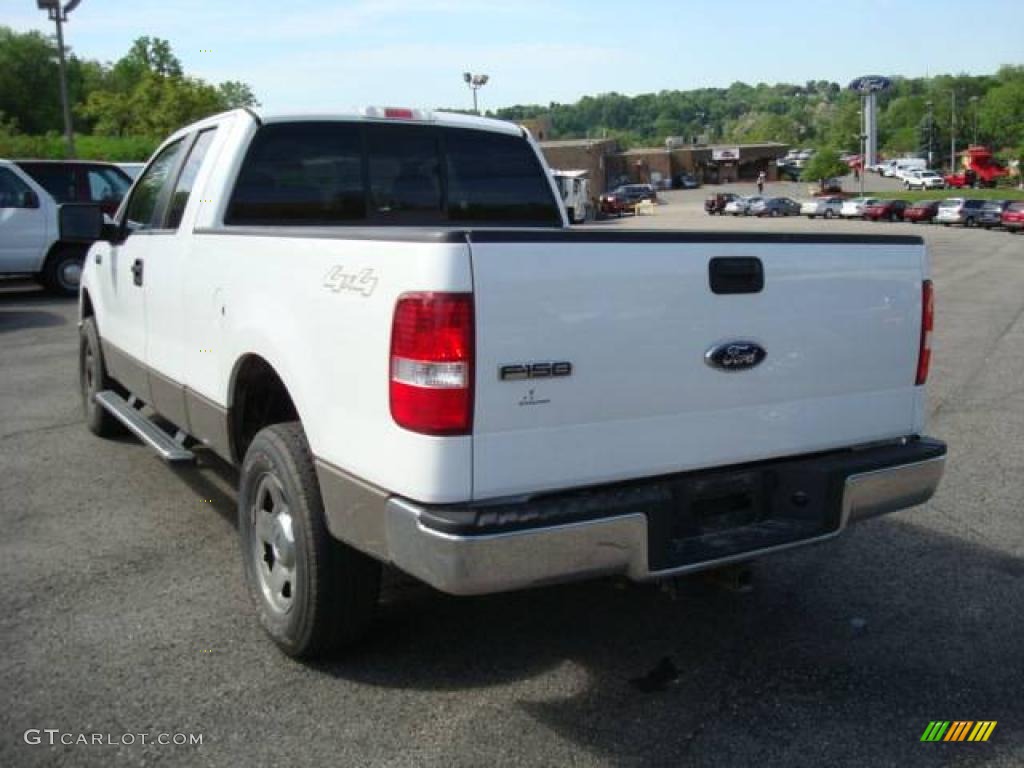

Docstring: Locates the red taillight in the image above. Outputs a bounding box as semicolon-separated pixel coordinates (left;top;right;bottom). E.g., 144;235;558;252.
384;107;415;119
916;280;934;386
390;293;474;435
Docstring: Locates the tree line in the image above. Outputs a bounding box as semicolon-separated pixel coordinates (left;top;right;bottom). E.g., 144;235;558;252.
2;24;1021;166
494;68;1024;165
0;28;257;159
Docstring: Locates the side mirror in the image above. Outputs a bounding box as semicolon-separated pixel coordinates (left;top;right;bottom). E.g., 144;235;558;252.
58;203;105;242
60;203;124;243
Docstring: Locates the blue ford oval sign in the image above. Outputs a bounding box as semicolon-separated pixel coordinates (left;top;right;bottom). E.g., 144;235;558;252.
705;341;766;372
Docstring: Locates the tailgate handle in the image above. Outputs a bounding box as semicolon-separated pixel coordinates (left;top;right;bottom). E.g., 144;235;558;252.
709;257;764;295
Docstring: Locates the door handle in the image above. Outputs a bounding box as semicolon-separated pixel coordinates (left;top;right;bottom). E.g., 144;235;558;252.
131;258;144;286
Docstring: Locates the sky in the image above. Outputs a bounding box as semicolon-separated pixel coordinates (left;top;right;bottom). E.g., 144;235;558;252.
4;0;1023;113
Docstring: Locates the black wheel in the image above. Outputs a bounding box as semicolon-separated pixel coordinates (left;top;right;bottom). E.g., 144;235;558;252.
824;209;835;219
239;422;381;658
965;217;976;228
770;209;780;217
41;245;85;297
890;212;898;222
79;316;125;437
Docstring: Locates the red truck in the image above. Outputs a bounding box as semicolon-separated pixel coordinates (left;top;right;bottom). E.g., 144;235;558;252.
944;146;1009;189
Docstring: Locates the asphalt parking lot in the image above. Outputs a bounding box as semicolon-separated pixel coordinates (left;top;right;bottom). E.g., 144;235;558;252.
2;200;1023;767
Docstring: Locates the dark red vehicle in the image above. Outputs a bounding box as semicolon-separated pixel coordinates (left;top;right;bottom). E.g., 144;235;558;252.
14;160;132;218
599;184;656;216
704;192;739;215
1002;201;1024;234
903;200;941;224
864;199;909;221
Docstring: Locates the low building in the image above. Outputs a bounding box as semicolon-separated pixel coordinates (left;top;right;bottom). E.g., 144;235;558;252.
538;138;620;198
538;138;789;199
616;143;789;185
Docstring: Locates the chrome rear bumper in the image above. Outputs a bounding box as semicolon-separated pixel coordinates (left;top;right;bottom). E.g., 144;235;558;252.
321;439;947;596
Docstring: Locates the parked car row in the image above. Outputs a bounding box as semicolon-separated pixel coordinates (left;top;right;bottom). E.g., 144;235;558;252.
709;194;802;217
703;189;1024;232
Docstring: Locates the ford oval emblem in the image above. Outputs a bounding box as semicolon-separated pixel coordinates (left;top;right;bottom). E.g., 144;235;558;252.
705;341;766;372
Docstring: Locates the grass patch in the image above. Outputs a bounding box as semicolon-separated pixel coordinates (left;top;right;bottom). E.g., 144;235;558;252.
867;188;1024;203
0;133;158;161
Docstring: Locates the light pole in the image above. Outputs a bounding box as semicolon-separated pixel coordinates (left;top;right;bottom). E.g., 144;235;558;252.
462;72;489;115
970;95;979;145
36;0;82;157
949;92;956;174
859;133;867;196
925;100;934;167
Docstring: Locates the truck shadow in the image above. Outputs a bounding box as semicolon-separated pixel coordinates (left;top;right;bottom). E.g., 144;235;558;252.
0;309;67;333
314;519;1022;767
0;280;71;333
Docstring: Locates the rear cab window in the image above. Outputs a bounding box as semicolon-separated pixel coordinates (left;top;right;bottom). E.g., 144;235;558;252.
225;120;561;227
166;128;218;229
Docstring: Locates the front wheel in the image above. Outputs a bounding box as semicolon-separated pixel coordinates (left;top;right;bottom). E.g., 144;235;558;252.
79;316;125;437
239;423;381;658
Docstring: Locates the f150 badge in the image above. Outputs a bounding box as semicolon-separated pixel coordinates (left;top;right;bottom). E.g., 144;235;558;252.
499;361;573;381
704;341;766;372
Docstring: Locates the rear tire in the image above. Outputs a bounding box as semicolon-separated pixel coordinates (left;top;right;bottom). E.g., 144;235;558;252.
239;422;381;658
42;245;85;297
824;210;835;219
79;316;125;438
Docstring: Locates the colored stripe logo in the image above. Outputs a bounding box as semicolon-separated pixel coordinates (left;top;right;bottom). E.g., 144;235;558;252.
921;721;997;742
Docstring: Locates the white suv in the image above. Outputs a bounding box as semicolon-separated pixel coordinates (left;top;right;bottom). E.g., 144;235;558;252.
905;170;946;190
0;159;132;294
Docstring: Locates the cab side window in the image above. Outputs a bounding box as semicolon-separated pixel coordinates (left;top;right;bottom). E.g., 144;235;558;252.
0;168;38;208
166;128;218;230
123;139;185;230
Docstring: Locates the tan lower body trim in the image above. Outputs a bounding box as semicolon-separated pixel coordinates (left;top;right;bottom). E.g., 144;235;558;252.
315;459;391;561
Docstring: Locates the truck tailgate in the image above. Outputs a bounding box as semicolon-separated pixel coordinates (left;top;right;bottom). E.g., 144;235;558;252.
469;231;926;500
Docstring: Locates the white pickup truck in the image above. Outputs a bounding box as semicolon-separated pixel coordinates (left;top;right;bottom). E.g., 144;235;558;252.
67;107;946;658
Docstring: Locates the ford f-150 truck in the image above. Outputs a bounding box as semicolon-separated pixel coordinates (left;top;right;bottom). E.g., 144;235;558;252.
66;107;947;658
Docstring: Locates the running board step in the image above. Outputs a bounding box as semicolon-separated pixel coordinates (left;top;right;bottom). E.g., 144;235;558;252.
95;390;195;462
